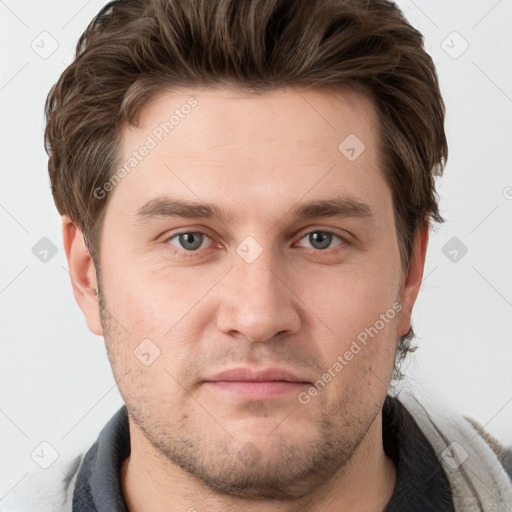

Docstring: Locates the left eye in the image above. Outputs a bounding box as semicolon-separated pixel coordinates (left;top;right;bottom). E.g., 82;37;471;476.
296;231;344;250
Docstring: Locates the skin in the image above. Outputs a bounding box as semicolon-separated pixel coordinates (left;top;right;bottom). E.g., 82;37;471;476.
63;86;428;512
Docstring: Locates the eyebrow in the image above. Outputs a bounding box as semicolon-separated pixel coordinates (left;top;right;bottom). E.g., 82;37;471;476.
134;195;375;224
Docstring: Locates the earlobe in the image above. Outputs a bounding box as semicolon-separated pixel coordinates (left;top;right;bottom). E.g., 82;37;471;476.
62;215;104;336
397;223;429;338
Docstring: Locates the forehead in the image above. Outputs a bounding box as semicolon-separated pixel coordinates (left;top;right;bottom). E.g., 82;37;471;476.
126;85;379;153
111;85;387;222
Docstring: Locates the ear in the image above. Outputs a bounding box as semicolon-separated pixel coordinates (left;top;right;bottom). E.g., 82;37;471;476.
62;215;104;336
397;222;429;338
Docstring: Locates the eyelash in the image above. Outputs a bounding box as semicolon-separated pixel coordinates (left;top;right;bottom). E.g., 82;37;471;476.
163;228;349;258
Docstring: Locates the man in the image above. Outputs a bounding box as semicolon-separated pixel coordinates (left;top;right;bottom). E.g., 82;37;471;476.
4;0;511;511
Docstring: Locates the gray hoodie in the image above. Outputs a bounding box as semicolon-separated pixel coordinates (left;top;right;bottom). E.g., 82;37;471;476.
1;386;511;511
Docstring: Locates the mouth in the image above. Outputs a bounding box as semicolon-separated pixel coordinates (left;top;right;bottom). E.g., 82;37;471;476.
203;367;311;399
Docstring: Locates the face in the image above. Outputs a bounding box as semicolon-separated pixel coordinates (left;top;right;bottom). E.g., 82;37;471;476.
77;86;423;500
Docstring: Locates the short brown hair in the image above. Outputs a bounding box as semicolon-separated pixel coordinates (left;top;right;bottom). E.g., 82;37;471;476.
44;0;448;379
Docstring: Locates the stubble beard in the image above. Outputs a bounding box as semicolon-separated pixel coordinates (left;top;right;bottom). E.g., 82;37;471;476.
96;274;380;502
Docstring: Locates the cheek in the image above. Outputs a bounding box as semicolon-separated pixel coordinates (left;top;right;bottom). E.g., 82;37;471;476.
304;262;400;335
100;267;213;386
102;252;205;330
101;285;197;409
301;263;400;393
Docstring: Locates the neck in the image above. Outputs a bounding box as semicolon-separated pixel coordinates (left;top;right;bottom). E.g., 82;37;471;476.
121;411;396;512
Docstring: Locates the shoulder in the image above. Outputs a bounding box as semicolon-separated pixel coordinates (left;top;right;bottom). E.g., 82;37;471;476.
0;452;85;512
394;386;512;509
463;415;512;482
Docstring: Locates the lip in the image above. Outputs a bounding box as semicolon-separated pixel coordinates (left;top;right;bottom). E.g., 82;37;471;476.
203;367;310;399
205;367;309;383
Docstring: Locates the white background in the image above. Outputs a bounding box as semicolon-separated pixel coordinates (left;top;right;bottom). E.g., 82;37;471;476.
1;0;511;500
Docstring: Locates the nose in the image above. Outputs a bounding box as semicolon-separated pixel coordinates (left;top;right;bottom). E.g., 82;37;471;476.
216;244;302;342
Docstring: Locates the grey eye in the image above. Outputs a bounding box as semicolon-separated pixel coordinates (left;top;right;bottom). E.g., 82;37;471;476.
169;232;208;251
298;231;343;250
